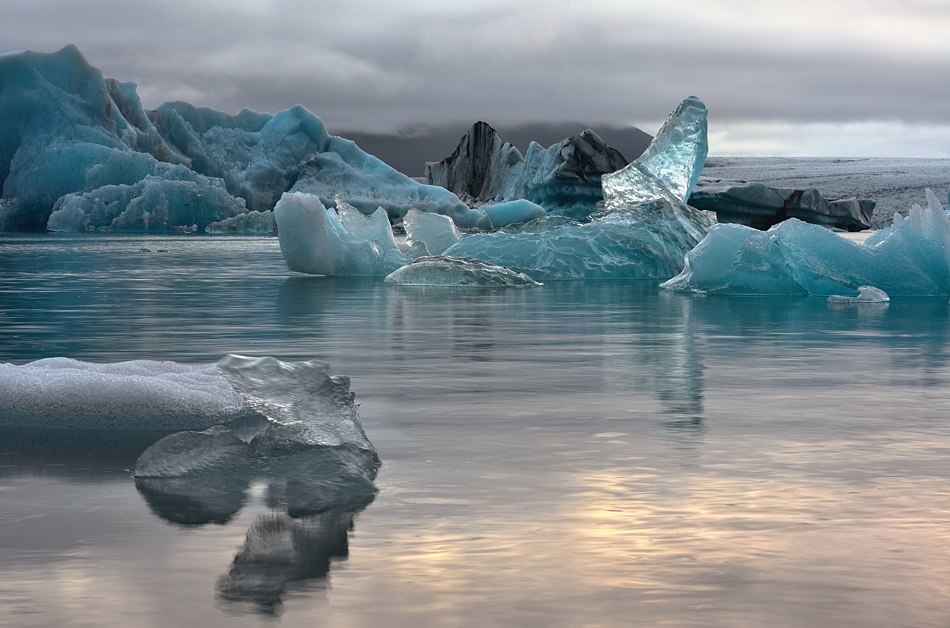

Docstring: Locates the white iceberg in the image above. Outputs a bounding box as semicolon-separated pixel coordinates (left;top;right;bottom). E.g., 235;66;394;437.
275;193;409;276
828;286;890;303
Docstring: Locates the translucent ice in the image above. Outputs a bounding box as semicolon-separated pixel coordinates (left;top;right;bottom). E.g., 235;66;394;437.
404;208;461;256
663;189;950;296
474;199;546;229
274;192;409;276
384;256;542;287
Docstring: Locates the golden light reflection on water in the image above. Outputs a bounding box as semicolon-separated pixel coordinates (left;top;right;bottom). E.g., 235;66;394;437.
320;455;950;627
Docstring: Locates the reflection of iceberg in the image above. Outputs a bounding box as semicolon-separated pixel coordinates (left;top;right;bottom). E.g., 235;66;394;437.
663;189;950;296
276;97;712;281
114;355;381;613
216;510;359;615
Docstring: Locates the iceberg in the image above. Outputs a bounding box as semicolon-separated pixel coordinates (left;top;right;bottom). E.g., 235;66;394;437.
0;354;377;456
275;193;409;276
0;45;469;232
828;286;890;303
426;122;630;218
689;180;874;231
278;96;712;281
385;256;542;287
475;199;546;229
662;189;950;296
439;97;712;280
424;121;525;205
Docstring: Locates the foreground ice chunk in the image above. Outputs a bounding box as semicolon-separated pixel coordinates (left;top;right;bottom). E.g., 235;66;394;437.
1;355;377;457
0;358;254;430
828;286;890;303
275;192;408;276
663;189;950;296
384;256;542;287
404;208;461;256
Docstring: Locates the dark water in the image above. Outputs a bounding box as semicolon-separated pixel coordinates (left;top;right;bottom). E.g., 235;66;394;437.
2;233;950;627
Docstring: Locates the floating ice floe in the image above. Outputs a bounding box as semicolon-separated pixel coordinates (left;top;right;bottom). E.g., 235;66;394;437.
827;286;890;303
0;354;377;456
385;256;542;287
277;96;712;282
663;189;950;296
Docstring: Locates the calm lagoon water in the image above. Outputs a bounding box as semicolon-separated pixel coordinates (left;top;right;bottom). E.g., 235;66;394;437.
2;233;950;627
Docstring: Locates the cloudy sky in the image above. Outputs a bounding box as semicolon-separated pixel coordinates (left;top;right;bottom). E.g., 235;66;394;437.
4;0;950;156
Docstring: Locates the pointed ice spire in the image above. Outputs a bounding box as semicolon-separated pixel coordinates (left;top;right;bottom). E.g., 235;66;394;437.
601;96;708;207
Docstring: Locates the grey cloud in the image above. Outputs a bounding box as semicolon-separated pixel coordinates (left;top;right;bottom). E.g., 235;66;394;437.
3;0;949;139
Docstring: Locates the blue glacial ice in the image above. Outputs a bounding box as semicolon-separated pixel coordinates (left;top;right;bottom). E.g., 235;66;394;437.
440;97;711;280
474;199;546;229
275;193;409;276
0;45;468;232
278;96;712;281
662;189;950;296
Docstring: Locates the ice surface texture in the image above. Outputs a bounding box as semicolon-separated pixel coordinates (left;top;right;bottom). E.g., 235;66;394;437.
278;97;711;281
0;46;467;232
385;256;542;287
663;189;950;296
0;357;254;430
1;354;377;457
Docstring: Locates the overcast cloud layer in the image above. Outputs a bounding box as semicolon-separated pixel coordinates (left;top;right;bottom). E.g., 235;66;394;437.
4;0;950;156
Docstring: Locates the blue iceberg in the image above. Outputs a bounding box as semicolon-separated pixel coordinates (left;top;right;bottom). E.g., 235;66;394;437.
662;189;950;296
277;96;712;281
0;45;468;232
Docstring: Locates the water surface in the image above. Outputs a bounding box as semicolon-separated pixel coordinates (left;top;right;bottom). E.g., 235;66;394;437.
2;233;950;627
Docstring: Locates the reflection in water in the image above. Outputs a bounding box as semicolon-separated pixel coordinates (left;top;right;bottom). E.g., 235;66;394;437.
216;509;358;615
135;476;250;526
133;433;378;616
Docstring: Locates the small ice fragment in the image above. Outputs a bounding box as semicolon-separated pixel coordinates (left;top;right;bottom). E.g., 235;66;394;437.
827;286;890;303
